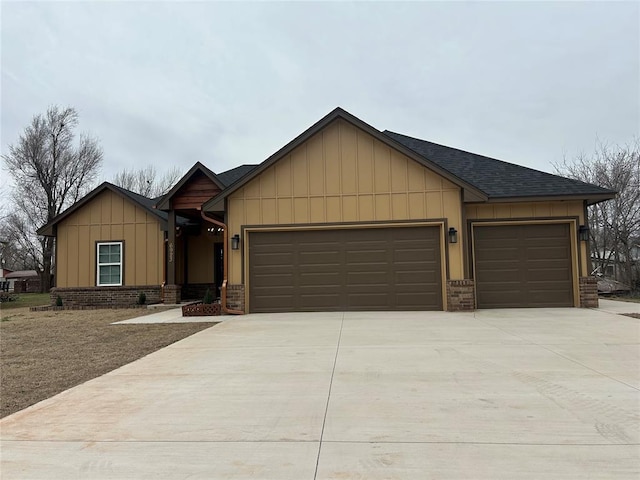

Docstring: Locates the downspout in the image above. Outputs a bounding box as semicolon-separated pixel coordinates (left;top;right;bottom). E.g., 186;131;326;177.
200;209;244;315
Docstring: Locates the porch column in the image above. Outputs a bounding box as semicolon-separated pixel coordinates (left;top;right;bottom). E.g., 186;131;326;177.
167;209;176;284
165;209;181;304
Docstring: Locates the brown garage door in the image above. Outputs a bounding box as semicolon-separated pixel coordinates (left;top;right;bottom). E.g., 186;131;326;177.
473;223;574;308
249;227;442;312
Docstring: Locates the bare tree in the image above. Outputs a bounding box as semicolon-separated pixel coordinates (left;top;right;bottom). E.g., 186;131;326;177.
0;215;40;271
555;140;640;290
112;165;182;198
2;106;103;291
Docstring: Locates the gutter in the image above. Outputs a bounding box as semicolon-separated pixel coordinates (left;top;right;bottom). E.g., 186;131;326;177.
199;209;244;315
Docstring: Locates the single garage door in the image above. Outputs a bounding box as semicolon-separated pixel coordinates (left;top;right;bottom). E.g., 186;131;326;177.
249;227;442;312
473;223;574;308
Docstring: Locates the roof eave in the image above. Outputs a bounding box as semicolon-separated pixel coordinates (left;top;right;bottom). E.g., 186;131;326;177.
473;192;617;205
37;224;55;236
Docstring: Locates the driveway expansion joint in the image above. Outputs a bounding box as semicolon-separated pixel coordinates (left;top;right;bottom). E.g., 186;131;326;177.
313;313;344;480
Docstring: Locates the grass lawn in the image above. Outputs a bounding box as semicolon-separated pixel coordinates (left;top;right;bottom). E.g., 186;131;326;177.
0;306;216;418
0;293;50;313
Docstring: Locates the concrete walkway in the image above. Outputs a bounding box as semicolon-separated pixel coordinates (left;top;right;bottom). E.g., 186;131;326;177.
1;305;639;478
113;307;222;324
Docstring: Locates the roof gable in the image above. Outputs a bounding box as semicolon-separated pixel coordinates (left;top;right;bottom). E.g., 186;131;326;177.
204;107;487;212
37;182;168;236
155;161;225;211
385;131;616;203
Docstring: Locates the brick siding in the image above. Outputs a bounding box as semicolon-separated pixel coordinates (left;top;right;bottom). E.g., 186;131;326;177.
579;276;599;308
163;284;181;304
50;285;162;307
446;279;475;312
226;284;245;312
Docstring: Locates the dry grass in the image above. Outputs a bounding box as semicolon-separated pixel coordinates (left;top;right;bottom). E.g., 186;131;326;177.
0;307;216;418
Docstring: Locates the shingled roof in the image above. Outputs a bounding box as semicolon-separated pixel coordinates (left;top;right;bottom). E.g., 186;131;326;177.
384;131;616;203
217;164;259;187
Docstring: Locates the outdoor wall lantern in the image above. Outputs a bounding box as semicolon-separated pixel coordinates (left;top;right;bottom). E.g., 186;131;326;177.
231;234;241;250
448;227;458;244
578;225;590;242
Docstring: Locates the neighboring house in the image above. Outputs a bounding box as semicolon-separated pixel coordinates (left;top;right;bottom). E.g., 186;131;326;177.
5;270;40;293
592;244;640;290
39;108;615;312
0;264;15;292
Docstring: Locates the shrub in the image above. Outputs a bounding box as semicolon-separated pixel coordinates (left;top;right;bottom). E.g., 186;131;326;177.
137;291;146;305
55;295;63;307
0;292;17;303
203;288;214;305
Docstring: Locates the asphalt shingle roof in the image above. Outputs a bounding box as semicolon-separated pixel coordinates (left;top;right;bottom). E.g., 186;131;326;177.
384;131;615;200
217;165;259;187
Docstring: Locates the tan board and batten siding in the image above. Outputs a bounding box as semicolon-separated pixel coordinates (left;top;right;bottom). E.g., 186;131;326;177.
227;119;464;311
56;190;164;287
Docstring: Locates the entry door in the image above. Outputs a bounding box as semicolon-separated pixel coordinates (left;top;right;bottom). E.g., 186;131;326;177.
214;242;223;298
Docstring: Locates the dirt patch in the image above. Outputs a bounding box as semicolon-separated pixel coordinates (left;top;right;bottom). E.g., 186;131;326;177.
622;313;640;319
0;307;216;418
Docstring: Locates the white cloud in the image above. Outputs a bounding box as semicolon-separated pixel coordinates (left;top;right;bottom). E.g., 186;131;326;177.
2;0;638;182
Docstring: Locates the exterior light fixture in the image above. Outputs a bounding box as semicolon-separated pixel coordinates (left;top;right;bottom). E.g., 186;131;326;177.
448;227;458;244
231;234;240;250
578;225;590;242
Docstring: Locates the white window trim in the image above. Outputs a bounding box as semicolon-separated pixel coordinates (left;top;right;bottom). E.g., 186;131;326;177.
96;242;123;286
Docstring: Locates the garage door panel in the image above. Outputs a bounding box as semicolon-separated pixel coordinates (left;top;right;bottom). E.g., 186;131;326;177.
299;273;341;286
299;250;340;263
396;270;441;285
527;268;572;282
252;273;293;287
394;250;437;263
475;247;520;262
347;293;391;309
527;247;570;260
249;227;442;312
397;292;441;309
251;255;295;269
474;223;573;308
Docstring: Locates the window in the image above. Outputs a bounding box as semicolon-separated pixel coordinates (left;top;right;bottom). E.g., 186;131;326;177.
97;242;123;286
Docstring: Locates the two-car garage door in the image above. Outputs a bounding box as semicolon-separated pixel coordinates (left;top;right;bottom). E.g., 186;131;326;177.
473;223;574;308
248;226;442;313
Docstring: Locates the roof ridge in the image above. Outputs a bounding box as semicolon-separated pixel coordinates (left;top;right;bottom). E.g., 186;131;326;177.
218;163;259;172
104;181;154;201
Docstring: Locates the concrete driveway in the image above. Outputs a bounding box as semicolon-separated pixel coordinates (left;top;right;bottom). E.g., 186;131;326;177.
1;306;639;479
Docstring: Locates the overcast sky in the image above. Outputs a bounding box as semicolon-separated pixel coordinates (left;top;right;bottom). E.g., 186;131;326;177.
2;1;638;191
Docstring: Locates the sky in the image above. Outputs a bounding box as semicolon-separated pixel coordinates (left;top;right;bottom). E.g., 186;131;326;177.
2;1;639;192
